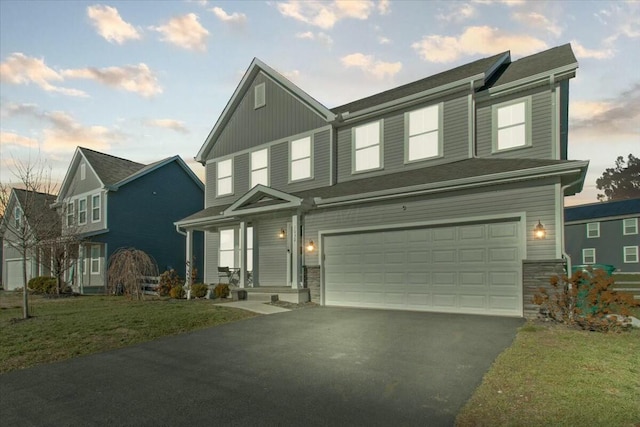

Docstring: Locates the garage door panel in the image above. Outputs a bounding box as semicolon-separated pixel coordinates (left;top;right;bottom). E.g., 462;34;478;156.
323;221;522;316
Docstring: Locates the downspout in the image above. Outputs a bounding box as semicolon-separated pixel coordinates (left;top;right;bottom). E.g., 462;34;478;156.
560;177;583;275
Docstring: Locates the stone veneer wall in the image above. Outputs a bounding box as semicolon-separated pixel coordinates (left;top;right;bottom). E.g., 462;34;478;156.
304;265;321;303
523;259;567;319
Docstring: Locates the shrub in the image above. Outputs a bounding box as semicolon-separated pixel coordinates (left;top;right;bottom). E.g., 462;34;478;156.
213;283;230;299
191;283;208;298
158;269;182;297
169;285;185;299
28;276;57;294
534;268;639;332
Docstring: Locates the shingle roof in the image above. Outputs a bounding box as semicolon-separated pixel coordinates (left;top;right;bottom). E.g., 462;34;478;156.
12;188;59;238
331;51;508;114
79;147;145;186
565;198;640;222
490;44;577;87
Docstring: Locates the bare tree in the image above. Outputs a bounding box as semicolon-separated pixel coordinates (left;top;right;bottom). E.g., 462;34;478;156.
107;248;158;300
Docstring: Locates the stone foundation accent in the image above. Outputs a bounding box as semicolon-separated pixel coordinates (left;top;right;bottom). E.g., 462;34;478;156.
523;259;566;319
304;265;321;303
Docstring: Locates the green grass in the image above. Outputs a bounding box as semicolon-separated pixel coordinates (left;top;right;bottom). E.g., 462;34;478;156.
0;291;257;373
456;322;640;427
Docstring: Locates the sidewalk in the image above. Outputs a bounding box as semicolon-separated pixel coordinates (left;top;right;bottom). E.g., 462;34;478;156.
213;299;291;315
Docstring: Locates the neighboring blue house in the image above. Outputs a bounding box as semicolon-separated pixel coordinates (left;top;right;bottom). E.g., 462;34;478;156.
55;147;204;294
177;44;590;318
565;198;640;273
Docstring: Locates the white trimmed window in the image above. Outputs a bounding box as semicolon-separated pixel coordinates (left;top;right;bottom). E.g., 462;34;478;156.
623;218;638;235
493;98;530;151
290;136;312;182
66;201;74;227
78;198;87;225
624;246;639;263
582;248;596;264
251;149;269;187
247;226;254;272
219;229;235;269
587;222;600;238
254;83;265;109
14;207;22;229
353;121;382;172
91;194;101;222
406;104;441;162
91;245;100;274
217;159;233;196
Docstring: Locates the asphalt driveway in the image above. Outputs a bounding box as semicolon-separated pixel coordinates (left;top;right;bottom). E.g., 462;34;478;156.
0;307;523;426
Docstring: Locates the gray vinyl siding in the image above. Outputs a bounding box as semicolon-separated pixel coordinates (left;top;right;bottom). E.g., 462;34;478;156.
204;231;219;283
68;191;106;235
336;95;469;183
207;153;250;208
211;72;328;159
476;87;554;159
303;179;559;266
66;161;102;196
256;216;288;286
565;216;640;272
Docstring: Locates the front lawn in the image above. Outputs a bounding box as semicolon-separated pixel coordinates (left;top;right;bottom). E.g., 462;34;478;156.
456;322;640;426
0;291;257;373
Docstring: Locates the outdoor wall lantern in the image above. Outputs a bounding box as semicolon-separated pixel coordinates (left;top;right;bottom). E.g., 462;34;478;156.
534;220;546;240
279;228;286;239
306;240;316;252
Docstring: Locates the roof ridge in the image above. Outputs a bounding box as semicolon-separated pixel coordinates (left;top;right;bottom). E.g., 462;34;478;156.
79;146;145;166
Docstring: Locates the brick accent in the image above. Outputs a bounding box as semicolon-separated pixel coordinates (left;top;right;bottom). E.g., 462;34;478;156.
523;259;566;319
304;265;321;303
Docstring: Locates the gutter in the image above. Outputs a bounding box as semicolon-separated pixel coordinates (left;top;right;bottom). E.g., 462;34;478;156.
560;175;586;276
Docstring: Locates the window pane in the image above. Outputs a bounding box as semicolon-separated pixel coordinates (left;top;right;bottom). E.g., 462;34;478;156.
498;102;525;127
409;105;438;136
219;251;235;269
291;158;311;181
355;122;379;149
624;246;639;263
247;227;253;249
291;137;310;160
220;229;234;250
355;145;380;171
218;176;232;195
252;168;269;187
252;149;268;170
218;159;232;178
498;124;526;150
408;132;439;161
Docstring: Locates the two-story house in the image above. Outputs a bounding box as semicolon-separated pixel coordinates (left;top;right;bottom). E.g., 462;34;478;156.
176;44;589;318
55;147;205;294
565;198;640;273
2;188;57;290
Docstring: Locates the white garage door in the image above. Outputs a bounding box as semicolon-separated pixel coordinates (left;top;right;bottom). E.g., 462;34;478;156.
323;221;523;316
5;259;31;291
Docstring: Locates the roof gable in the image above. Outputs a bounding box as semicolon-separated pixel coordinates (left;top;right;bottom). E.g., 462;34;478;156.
2;188;58;238
224;185;303;216
108;155;204;191
196;58;336;163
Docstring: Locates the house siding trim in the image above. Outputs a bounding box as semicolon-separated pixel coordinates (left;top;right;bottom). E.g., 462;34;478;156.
491;96;533;154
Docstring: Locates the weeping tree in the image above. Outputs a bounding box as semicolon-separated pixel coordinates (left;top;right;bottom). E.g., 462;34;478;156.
107;247;158;300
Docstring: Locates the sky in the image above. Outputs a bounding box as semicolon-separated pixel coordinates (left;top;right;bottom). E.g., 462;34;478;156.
0;0;638;207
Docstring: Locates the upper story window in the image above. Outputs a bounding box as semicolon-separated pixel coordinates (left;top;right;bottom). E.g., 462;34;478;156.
66;201;74;227
405;104;441;162
14;207;22;229
290;136;312;182
582;248;596;264
623;218;638;235
251;148;269;187
254;83;266;109
217;159;233;196
78;198;87;225
353;121;382;173
586;222;600;238
624;246;639;263
493;97;531;152
80;163;86;180
91;194;101;222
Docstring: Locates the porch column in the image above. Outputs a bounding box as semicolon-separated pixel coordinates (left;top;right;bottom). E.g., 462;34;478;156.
185;229;193;287
239;221;247;288
79;244;84;294
291;214;300;289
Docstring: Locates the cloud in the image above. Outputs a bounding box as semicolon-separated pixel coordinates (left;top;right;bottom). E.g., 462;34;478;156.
283;69;301;82
437;3;476;23
512;11;562;37
295;31;333;46
151;13;209;51
210;6;247;25
472;0;524;5
571;40;614;60
86;5;141;44
570;83;640;138
411;26;547;63
0;131;39;148
276;0;375;29
595;2;640;42
377;0;390;15
143;119;189;134
341;53;402;79
62;63;162;97
0;53;88;97
378;36;391;45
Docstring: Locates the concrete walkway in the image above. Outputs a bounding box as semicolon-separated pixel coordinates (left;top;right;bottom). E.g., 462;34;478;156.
216;300;291;314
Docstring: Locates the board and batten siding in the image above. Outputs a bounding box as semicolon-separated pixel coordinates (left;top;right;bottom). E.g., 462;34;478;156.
256;216;288;286
336;94;470;183
65;160;102;196
204;231;219;284
303;179;559;266
211;72;328;159
476;87;554;159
